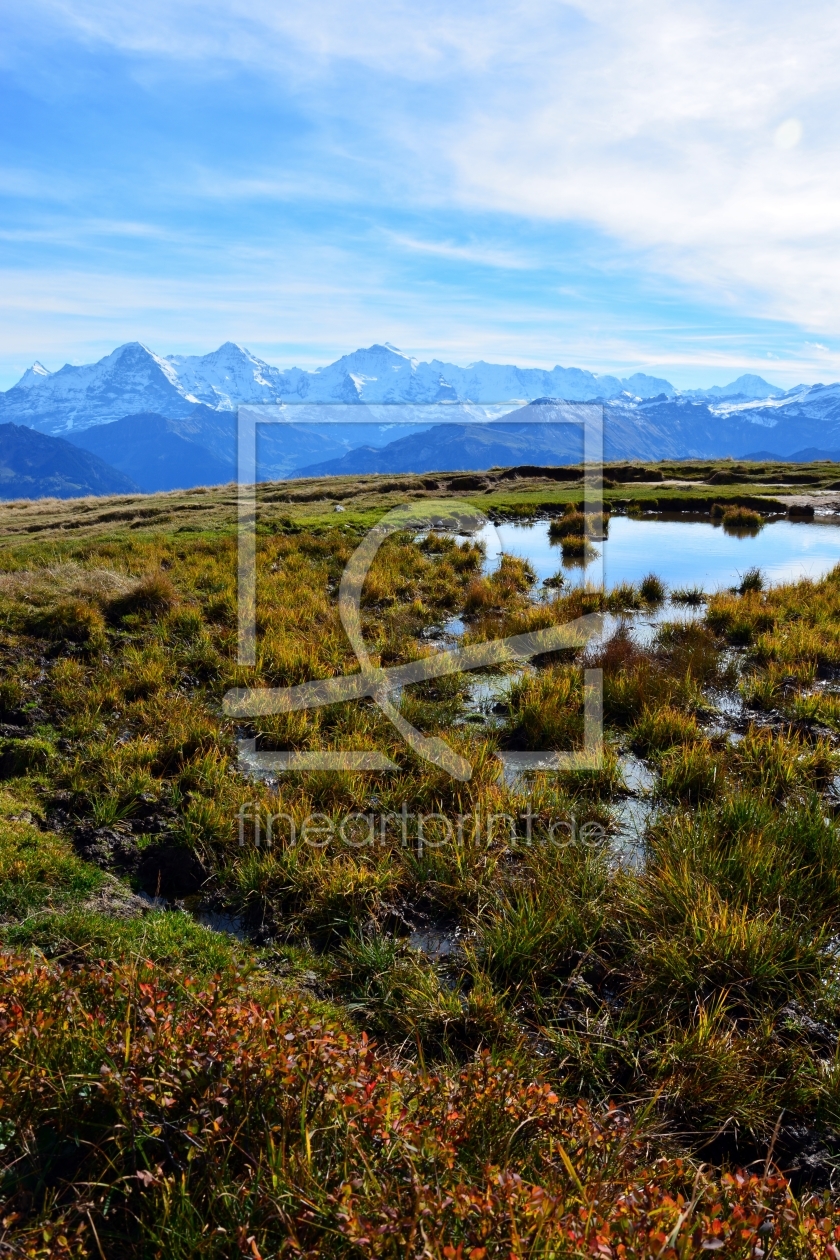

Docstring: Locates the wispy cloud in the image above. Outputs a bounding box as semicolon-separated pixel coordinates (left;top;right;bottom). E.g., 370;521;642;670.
0;218;174;245
0;165;80;200
19;1;840;313
3;0;840;384
382;231;530;270
20;0;547;76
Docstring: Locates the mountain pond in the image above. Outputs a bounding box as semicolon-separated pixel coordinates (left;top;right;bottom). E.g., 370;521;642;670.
480;512;840;594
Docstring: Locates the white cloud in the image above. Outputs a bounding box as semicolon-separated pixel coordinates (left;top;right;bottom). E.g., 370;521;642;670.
19;0;840;335
5;0;840;363
774;119;803;150
381;231;529;270
437;3;840;331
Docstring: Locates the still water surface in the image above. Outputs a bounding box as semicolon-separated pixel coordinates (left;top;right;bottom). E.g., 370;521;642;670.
481;515;840;592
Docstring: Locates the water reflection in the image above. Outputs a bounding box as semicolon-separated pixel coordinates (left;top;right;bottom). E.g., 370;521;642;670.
481;515;840;594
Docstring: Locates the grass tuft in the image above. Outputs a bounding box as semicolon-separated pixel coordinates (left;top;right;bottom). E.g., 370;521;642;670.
107;571;178;619
723;506;764;531
671;585;705;605
26;596;105;645
639;572;666;603
737;566;764;594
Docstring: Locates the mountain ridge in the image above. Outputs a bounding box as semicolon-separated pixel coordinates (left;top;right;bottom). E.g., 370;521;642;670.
66;413;236;493
0;341;798;436
0;423;140;499
3;342;838;490
291;394;840;478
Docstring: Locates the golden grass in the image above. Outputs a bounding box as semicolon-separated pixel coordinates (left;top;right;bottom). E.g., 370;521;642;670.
4;475;840;1212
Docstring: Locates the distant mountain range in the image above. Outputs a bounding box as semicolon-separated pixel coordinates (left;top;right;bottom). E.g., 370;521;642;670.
2;342;681;431
0;341;839;496
289;395;840;478
744;446;840;463
0;423;139;499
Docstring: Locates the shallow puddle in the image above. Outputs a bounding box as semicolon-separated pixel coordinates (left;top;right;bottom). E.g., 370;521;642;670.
611;752;657;867
704;688;748;741
409;926;460;960
610;796;656;869
619;752;656;795
195;908;247;940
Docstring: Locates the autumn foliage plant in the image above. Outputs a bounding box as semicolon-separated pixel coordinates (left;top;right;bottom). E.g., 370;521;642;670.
2;950;839;1259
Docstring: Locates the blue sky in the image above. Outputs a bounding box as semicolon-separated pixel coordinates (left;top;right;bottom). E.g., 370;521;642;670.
2;0;840;390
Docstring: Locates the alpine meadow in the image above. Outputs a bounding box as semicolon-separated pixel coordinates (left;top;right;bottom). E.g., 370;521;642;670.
3;464;840;1255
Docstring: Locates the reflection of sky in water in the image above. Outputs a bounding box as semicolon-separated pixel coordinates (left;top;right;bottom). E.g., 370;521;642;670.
480;517;840;593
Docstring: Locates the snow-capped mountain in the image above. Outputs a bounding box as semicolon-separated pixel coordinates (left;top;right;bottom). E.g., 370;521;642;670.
162;342;305;410
682;374;789;402
14;362;52;391
1;339;809;437
289;344;675;406
3;340;838;489
0;341;681;435
0;343;197;432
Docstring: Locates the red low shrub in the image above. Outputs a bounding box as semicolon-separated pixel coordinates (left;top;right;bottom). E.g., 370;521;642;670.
1;951;837;1258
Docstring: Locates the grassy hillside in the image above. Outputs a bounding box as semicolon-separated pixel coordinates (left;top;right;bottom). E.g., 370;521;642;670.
2;462;840;1256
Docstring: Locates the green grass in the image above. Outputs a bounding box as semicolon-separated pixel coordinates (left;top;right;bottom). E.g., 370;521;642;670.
2;469;840;1250
0;454;830;548
0;790;103;919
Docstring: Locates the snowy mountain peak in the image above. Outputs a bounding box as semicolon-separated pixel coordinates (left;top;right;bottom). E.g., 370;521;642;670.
2;341;194;432
622;372;675;398
0;340;820;440
15;362;52;389
163;342;292;408
316;343;416;376
684;374;785;402
717;374;784;399
382;341;413;359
